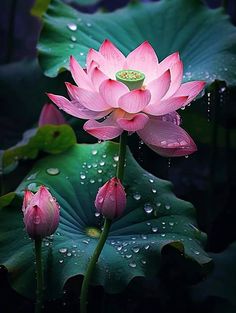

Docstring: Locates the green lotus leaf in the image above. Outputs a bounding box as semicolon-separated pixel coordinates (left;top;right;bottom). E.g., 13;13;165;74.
38;0;236;86
0;141;211;299
2;124;76;172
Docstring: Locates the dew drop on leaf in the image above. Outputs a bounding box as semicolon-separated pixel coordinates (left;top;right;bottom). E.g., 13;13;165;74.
144;203;153;214
67;23;77;31
46;168;60;175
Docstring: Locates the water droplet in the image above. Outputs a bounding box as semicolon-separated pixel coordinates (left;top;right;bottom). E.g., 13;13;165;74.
149;179;154;183
156;202;161;207
69;43;74;49
133;192;141;200
169;222;174;226
141;260;147;265
70;35;76;42
67;23;77;31
144;245;150;250
97;169;103;174
117;246;122;251
152;189;157;194
80;174;86;180
113;155;119;162
144;203;153;214
44;241;50;247
82;239;89;244
125;254;132;259
152;227;158;233
141;234;148;240
46;168;60;175
59;260;64;264
161;233;166;237
129;262;136;268
79;52;84;56
59;248;68;254
132;247;140;253
112;163;117;167
165;205;170;210
99;161;105;166
102;154;106;158
91;150;97;155
86;22;92;27
90;179;95;184
95;212;100;217
194;250;200;255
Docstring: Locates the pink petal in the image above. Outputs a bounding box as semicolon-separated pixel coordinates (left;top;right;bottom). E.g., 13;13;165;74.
90;67;108;91
84;117;123;140
99;39;126;78
161;112;181;126
47;93;109;120
118;89;151;113
137;118;197;157
174;81;206;104
143;96;188;116
69;56;93;90
163;60;183;98
65;83;111;112
147;70;171;104
86;49;105;71
99;79;129;108
158;52;180;75
126;42;159;84
38;103;66;126
117;113;149;132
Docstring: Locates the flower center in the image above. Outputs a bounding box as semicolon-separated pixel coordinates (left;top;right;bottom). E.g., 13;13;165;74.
85;227;101;238
115;69;145;90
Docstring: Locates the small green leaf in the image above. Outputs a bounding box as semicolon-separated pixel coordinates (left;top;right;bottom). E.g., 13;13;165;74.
0;142;211;299
2;125;76;170
38;0;236;86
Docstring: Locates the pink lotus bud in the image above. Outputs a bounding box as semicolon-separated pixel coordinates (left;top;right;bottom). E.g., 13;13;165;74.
22;186;60;239
38;103;66;127
95;177;126;219
22;189;34;213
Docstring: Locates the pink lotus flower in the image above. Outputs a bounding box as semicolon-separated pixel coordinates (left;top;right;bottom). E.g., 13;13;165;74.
48;40;206;157
38;103;66;126
95;177;126;219
22;186;60;239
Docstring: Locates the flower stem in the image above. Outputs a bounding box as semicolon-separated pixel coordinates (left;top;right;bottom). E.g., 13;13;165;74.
35;238;44;313
80;132;127;313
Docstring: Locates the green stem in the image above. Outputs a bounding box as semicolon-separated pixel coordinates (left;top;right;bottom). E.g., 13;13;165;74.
80;132;127;313
35;238;44;313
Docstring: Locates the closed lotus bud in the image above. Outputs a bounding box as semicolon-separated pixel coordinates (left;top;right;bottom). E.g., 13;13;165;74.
95;177;126;219
22;186;60;239
38;103;66;127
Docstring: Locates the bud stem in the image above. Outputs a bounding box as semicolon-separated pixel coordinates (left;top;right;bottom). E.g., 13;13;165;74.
80;132;127;313
35;238;44;313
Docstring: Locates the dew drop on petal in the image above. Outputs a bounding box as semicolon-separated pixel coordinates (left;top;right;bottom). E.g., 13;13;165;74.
91;150;97;155
141;260;147;265
129;262;136;268
80;174;86;180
